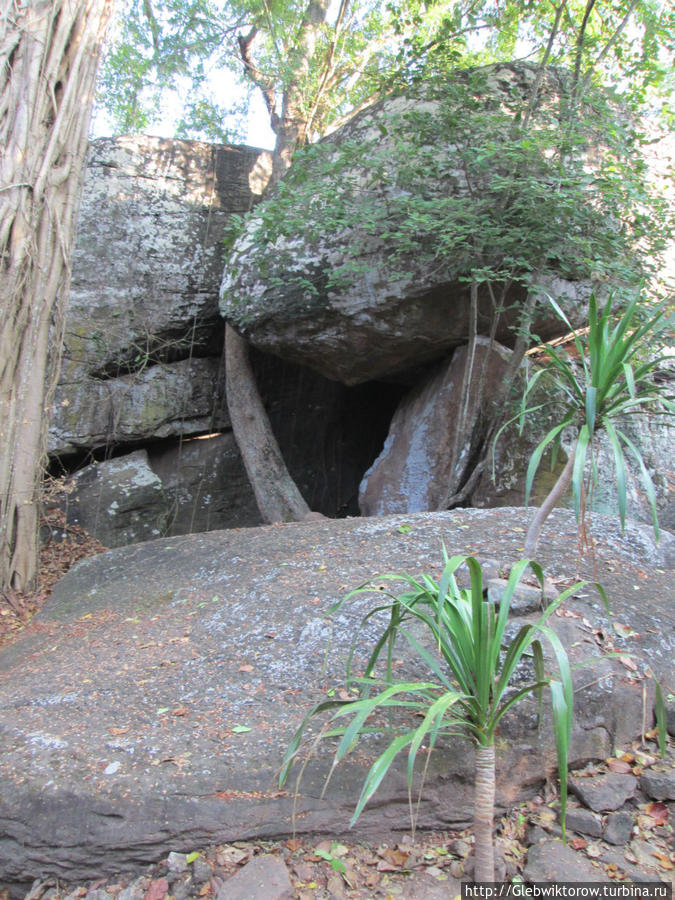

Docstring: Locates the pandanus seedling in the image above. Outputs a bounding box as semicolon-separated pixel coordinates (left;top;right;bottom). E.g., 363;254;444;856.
281;554;603;881
515;293;673;556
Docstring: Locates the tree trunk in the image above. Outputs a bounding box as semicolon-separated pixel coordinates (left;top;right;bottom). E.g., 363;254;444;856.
225;324;310;522
473;743;496;882
225;0;331;523
524;443;576;557
0;0;113;591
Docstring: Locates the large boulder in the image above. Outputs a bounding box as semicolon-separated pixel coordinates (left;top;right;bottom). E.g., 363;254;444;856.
360;339;511;515
475;405;675;531
62;450;169;546
51;358;229;456
59;437;263;547
50;135;272;456
148;432;262;534
0;509;672;890
220;63;642;384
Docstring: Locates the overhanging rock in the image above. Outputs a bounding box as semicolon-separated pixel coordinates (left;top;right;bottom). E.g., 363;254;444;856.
220;64;605;384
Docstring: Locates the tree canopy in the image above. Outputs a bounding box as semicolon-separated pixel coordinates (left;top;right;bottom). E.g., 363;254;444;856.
96;0;675;145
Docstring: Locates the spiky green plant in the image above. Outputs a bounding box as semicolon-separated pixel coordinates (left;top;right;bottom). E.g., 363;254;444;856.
520;293;673;556
281;554;601;882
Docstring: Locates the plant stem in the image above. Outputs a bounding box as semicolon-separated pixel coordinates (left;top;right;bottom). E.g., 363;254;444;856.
473;743;496;882
524;444;576;557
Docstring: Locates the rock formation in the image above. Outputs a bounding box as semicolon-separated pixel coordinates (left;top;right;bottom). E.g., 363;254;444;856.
50;136;400;543
51;134;270;456
50;88;672;546
220;64;608;385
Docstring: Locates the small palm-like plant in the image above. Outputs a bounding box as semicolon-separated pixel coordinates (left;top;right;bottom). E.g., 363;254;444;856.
281;555;599;881
519;293;673;556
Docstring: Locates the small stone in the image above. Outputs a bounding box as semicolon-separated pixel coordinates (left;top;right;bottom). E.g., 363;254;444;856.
487;578;543;615
526;825;554;845
565;806;603;838
569;773;637;812
166;853;188;874
168;876;192;900
388;871;462;899
603;810;634;846
326;871;347;899
116;881;145;900
191;858;212;884
215;855;292;900
640;767;675;801
448;839;471;858
84;891;112;900
449;860;465;878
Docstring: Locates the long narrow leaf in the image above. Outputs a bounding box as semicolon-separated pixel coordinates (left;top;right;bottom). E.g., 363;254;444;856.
616;427;660;541
654;679;667;759
550;679;571;841
525;418;574;506
407;691;465;784
585;386;597;436
604;419;627;529
350;732;416;825
572;425;591;521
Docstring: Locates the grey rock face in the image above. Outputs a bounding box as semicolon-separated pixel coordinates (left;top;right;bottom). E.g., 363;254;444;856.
61;450;168;547
603;810;635;846
149;432;262;534
50;135;271;456
564;807;604;838
359;337;672;530
221;65;598;385
57;435;263;548
524;839;610;883
475;391;674;532
569;774;637;812
640;766;675;801
215;855;292;900
359;339;511;514
0;508;671;887
51;358;229;456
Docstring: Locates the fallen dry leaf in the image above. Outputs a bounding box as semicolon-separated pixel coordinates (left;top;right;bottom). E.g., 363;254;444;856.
238;663;254;672
380;848;409;867
376;860;399;872
645;802;669;826
171;705;188;717
617;655;638;672
606;758;633;774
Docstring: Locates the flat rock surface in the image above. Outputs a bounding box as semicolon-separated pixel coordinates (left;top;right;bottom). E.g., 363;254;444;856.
569;774;638;812
0;508;673;890
524;839;610;882
214;854;292;900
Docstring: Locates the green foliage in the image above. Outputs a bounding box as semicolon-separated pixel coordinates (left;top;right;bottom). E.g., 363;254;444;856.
225;64;668;327
97;0;470;139
280;554;597;835
97;0;675;149
522;293;674;539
